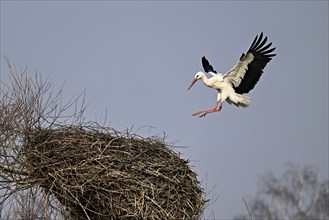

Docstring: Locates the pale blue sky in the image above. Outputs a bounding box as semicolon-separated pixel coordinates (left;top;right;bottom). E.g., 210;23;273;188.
1;1;328;219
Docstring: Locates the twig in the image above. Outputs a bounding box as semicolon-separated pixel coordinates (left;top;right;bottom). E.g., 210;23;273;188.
243;197;253;220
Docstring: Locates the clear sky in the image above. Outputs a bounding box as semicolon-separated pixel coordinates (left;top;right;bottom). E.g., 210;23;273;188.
1;1;328;219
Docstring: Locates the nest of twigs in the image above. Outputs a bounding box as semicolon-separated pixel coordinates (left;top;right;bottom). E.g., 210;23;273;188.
23;126;205;219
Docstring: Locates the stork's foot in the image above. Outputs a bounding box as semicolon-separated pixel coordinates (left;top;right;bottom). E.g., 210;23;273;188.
192;106;222;118
192;111;203;117
192;111;209;117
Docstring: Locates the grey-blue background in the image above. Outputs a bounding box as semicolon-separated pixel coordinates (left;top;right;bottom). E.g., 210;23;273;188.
1;1;328;218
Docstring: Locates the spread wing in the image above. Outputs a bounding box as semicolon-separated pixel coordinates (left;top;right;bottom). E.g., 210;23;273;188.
202;56;217;76
223;32;276;94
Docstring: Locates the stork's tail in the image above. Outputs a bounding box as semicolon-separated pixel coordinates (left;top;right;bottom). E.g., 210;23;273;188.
227;94;251;108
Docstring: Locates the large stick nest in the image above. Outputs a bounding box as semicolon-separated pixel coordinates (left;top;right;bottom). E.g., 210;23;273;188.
23;126;205;219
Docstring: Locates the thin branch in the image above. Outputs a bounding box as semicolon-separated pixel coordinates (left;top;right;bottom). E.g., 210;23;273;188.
243;197;253;220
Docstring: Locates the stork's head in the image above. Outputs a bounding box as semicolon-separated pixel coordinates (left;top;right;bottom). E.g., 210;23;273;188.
188;71;205;90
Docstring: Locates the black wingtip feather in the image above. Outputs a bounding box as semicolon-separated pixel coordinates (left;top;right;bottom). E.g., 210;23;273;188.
249;34;259;50
202;56;217;73
252;33;264;50
254;36;267;51
257;42;272;53
249;33;276;57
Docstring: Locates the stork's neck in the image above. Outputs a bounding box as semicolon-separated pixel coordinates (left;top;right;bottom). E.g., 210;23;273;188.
200;74;212;87
199;72;223;89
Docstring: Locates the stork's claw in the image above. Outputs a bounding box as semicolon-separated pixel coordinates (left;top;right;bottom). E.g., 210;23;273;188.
192;112;201;116
192;111;208;117
192;111;204;117
199;112;208;117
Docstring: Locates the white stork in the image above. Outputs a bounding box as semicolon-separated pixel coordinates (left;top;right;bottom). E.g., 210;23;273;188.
188;32;276;118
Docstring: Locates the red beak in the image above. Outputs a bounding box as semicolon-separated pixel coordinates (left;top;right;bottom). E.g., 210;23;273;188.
188;78;197;90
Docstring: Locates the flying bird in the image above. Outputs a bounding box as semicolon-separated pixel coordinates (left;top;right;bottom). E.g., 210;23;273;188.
188;32;276;117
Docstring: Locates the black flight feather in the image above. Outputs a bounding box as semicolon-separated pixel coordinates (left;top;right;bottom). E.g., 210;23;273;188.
202;56;217;74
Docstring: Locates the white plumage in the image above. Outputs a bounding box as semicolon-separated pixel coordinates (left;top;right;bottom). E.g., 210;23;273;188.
188;32;276;117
